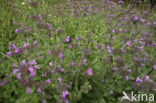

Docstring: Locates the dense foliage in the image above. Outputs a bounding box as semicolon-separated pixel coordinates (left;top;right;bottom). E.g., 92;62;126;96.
0;0;156;103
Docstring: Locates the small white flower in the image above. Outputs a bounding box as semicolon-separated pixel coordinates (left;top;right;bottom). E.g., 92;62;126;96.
22;2;25;5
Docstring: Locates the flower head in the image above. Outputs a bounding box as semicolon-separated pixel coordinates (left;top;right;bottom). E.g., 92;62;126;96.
51;69;55;73
118;0;124;3
134;16;138;20
17;73;21;79
62;91;69;98
110;90;113;94
126;76;129;81
145;75;149;80
86;68;92;76
27;87;31;93
136;77;142;82
153;65;156;69
37;88;41;93
65;36;70;42
6;52;12;56
126;41;131;46
83;58;87;63
13;69;19;74
112;67;117;71
58;77;62;83
68;44;72;48
59;53;63;58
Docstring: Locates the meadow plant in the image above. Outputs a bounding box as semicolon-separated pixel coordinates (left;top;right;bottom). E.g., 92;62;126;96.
0;0;156;103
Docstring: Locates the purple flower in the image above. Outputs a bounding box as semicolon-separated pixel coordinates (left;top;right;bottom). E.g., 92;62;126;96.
17;73;21;79
51;69;55;73
68;44;72;48
86;68;92;76
65;100;69;103
95;45;98;49
133;56;138;60
34;40;37;44
24;43;30;47
147;22;151;25
127;69;131;73
62;91;69;98
145;75;149;80
37;88;41;93
108;49;112;52
59;53;63;58
141;19;146;23
111;29;115;33
83;58;87;63
48;24;52;30
118;0;124;3
75;36;79;40
30;71;35;76
136;77;142;82
112;67;117;71
126;76;129;81
8;46;12;49
34;65;40;69
29;66;35;76
0;80;8;86
15;29;19;32
101;44;105;49
65;36;70;42
126;41;131;46
5;73;9;77
153;65;156;69
58;77;62;83
12;44;16;48
60;68;64;72
57;65;61;68
22;60;25;64
19;22;24;27
27;87;31;93
112;36;115;40
116;56;119;60
46;79;51;83
107;46;110;49
13;69;19;74
77;42;80;45
110;90;113;94
48;50;51;54
15;48;19;53
31;60;37;65
42;99;46;103
6;52;12;56
71;61;75;65
55;28;61;32
70;81;72;85
29;66;34;72
147;88;149;92
139;46;144;50
134;16;138;20
48;14;51;17
9;42;12;45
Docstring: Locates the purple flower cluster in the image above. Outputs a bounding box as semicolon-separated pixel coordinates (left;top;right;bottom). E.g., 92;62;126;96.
12;59;40;79
6;41;37;56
